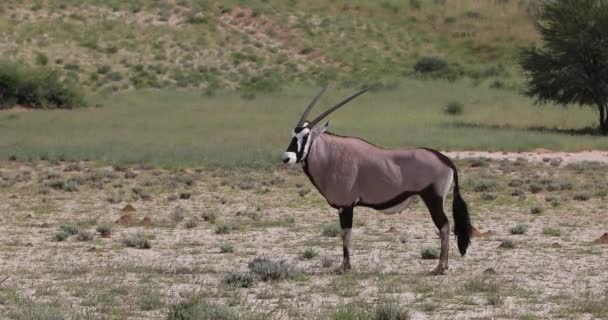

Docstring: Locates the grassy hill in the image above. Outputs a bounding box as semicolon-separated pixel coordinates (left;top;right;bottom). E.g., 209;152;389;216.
0;0;540;94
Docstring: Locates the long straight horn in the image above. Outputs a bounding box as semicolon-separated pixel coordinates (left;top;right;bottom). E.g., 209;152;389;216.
297;85;328;127
309;87;369;127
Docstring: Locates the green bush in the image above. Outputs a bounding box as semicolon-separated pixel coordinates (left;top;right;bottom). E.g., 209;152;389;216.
0;60;85;109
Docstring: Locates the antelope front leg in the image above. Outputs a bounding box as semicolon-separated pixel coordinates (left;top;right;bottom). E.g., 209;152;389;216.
338;207;354;271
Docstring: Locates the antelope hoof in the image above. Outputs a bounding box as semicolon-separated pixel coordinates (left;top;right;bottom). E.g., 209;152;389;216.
430;266;447;276
335;262;351;274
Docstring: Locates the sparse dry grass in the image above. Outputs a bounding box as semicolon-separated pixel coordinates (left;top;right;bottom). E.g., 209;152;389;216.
0;157;606;319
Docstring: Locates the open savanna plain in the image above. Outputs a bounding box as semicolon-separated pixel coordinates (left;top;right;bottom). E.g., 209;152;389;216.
0;154;607;319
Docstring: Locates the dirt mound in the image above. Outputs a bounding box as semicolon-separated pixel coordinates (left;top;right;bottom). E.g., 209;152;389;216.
139;217;153;227
470;226;495;237
115;213;137;226
386;226;398;234
593;233;608;244
121;204;136;212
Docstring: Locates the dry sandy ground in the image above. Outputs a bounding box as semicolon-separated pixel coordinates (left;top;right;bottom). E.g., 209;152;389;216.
0;153;606;319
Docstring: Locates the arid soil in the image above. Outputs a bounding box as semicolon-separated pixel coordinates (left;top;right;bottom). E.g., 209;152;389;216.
0;154;606;319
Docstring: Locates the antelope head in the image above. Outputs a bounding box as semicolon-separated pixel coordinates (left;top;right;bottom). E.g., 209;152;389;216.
281;86;368;165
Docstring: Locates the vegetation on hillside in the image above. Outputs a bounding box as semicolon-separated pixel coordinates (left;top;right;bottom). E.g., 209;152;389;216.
0;60;85;109
0;0;541;94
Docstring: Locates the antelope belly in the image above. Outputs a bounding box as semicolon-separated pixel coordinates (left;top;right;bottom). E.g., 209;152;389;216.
380;196;416;214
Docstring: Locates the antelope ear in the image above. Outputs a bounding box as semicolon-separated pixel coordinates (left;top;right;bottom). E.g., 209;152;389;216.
317;121;330;133
310;121;329;140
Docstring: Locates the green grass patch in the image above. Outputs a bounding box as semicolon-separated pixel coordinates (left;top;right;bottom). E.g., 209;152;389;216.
3;80;608;168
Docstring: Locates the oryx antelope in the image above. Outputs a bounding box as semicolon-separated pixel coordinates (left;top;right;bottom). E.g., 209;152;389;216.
281;87;472;275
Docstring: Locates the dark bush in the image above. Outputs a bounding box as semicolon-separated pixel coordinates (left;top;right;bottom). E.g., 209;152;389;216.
0;60;85;109
443;101;463;115
414;56;448;74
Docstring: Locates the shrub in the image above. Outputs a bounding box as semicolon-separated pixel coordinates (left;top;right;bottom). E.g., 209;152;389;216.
59;224;79;236
498;239;515;249
528;183;543;193
123;233;151;249
247;257;299;281
374;302;410;320
302;247;318;260
543;228;561;237
0;60;86;109
325;302;409;320
184;219;198;229
167;300;239;320
321;224;342;237
443;101;463;115
529;205;543;215
510;224;528;235
172;206;186;222
201;210;217;223
480;193;497;201
414;56;448;74
77;230;94;241
96;223;112;236
573;191;591;201
35;52;48;66
473;179;498;192
215;223;232;234
221;272;256;288
219;243;234;253
420;247;440;260
54;231;70;242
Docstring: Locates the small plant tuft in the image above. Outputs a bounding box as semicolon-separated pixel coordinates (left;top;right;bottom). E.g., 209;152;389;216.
96;223;112;236
221;271;256;288
573;191;591;201
201;210;217;223
77;230;94;241
219;243;234;253
184;219;198;229
215;223;232;234
510;224;528;235
420;247;440;260
542;228;561;237
321;224;342;237
123;233;152;249
247;257;300;281
54;231;70;242
498;239;515;249
302;247;318;260
529;204;543;215
59;224;79;236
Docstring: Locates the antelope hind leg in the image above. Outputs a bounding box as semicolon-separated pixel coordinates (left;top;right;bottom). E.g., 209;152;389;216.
338;207;353;272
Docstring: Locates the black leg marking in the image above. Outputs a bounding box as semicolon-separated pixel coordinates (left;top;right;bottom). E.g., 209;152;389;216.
338;207;353;271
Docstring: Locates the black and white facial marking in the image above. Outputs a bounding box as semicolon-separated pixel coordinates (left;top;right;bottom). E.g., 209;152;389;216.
282;122;312;165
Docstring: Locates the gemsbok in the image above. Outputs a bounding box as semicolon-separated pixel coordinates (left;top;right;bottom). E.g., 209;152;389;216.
281;87;472;275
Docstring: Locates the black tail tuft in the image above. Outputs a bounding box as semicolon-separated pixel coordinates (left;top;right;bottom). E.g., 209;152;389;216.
453;186;471;256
